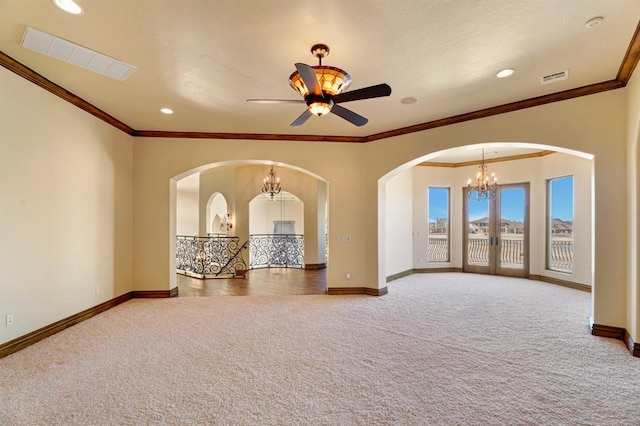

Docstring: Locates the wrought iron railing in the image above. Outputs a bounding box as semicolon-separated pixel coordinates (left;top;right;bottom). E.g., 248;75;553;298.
249;234;304;268
176;235;248;278
429;237;573;271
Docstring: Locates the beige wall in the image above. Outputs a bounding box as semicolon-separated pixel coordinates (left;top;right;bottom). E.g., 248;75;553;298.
627;68;640;342
411;153;592;285
3;60;639;346
385;168;414;276
250;195;304;235
0;67;133;345
176;190;199;236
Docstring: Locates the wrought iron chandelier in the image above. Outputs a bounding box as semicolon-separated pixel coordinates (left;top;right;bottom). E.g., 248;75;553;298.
262;166;282;199
467;148;497;200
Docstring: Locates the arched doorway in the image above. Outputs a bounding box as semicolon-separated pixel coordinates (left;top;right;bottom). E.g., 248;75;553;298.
172;161;328;295
379;143;594;292
206;193;230;236
248;191;304;268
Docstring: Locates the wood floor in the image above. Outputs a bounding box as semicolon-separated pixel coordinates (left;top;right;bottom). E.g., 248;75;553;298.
177;267;327;296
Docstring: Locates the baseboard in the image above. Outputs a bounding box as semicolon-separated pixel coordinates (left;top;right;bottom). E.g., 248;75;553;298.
327;286;388;296
304;263;327;270
592;324;640;358
591;323;625;339
625;330;640;357
387;268;463;282
386;269;413;283
528;274;591;292
413;267;463;273
132;287;179;298
0;287;179;359
0;292;132;359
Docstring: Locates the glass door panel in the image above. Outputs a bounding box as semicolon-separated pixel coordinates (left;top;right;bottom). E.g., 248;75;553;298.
497;186;528;277
463;183;529;278
463;192;492;273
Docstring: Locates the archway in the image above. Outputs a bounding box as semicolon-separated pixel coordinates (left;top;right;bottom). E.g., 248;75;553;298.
206;193;229;235
171;161;328;295
248;191;304;268
378;142;594;296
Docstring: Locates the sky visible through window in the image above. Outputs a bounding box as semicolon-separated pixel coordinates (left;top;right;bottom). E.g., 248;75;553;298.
428;188;449;222
429;178;574;223
550;176;574;221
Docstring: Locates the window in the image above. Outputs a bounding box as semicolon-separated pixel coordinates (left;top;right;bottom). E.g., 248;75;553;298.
547;176;573;272
428;187;450;262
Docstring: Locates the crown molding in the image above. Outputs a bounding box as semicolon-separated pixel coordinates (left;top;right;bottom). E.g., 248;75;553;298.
419;150;556;168
1;19;638;143
0;51;134;135
131;130;363;143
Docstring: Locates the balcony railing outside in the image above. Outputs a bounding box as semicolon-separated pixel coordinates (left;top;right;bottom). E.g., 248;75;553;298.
249;234;304;268
428;237;573;271
176;235;247;278
427;237;449;262
549;238;573;272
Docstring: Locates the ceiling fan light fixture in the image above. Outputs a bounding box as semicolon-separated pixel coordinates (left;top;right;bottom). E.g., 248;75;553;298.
289;66;352;98
307;98;334;116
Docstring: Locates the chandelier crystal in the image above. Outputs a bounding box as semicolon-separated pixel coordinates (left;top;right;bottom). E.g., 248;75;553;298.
467;149;498;200
262;166;282;199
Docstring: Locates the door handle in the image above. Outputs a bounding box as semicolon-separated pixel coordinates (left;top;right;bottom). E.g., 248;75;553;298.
496;237;499;245
490;237;493;246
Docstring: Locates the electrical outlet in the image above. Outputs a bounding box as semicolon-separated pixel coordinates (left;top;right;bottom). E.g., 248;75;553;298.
95;286;100;295
6;314;14;326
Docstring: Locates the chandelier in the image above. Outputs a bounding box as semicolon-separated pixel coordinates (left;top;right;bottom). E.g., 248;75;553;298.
467;149;497;200
262;166;282;199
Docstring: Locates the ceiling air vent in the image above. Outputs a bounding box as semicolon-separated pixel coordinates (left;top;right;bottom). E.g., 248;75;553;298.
540;70;569;85
20;26;136;81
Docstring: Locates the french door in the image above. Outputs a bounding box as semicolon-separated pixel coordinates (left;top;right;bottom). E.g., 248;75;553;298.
463;183;529;277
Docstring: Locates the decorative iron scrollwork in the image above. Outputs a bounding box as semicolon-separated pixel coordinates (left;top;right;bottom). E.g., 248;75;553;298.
176;235;248;278
249;234;304;268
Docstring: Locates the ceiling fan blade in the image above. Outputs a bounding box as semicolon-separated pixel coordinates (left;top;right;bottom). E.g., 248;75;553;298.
246;99;305;104
291;109;313;126
331;104;368;127
295;63;323;97
333;83;392;104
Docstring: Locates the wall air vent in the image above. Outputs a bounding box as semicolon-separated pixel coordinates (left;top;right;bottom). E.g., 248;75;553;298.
20;26;136;81
540;70;569;85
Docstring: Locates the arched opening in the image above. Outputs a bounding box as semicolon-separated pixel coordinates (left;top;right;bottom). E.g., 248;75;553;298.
171;161;327;295
206;193;229;236
248;191;304;268
378;142;594;297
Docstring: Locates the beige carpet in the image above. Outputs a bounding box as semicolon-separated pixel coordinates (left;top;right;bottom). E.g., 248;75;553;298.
1;273;639;425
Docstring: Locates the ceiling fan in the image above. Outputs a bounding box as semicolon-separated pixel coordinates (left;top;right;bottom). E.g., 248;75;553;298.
247;44;392;127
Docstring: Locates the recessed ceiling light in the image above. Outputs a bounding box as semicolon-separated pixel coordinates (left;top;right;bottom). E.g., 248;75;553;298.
401;97;417;105
496;68;515;78
585;17;604;29
52;0;83;15
160;108;174;115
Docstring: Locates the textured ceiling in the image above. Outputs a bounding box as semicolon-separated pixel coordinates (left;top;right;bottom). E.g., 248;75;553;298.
0;0;639;140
